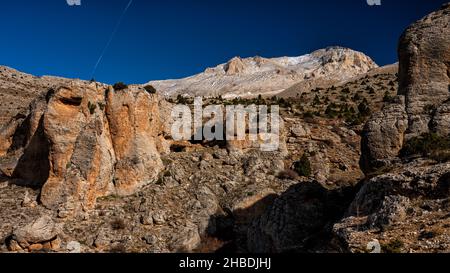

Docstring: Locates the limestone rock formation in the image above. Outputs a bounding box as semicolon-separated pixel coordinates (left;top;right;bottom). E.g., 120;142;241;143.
40;83;116;211
360;96;408;173
224;57;246;75
106;87;164;196
12;215;60;245
0;82;166;214
398;3;450;137
361;3;450;174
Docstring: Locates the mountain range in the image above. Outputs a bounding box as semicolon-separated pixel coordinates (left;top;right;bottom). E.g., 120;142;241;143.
148;46;379;98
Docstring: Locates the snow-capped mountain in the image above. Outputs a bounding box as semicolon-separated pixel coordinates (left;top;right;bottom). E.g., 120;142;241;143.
147;47;378;98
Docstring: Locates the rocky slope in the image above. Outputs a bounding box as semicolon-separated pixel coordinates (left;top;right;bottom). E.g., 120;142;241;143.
247;2;450;253
0;65;394;253
148;47;378;98
0;3;449;254
0;82;171;217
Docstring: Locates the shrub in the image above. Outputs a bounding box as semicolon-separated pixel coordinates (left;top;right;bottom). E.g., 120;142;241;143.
113;82;128;91
400;133;450;162
345;112;366;126
87;101;97;115
352;93;362;102
364;85;375;94
144;85;157;94
312;95;321;106
176;94;189;104
111;218;127;230
382;239;404;253
303;111;315;119
383;91;394;103
325;103;338;118
293;154;312;177
358;99;371;117
339;95;348;102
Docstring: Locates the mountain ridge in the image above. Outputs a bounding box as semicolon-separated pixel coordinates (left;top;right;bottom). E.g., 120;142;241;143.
147;46;379;98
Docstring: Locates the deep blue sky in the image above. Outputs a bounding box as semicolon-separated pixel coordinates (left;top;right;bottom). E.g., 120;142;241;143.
0;0;447;84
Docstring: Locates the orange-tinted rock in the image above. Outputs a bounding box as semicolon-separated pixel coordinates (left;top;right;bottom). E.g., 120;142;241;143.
40;83;115;211
106;87;164;196
1;82;167;214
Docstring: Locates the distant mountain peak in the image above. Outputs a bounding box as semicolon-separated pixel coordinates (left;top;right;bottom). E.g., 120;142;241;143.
148;47;378;98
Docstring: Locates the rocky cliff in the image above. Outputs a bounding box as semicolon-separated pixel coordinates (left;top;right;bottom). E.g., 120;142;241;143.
0;82;168;216
361;2;450;174
247;3;450;253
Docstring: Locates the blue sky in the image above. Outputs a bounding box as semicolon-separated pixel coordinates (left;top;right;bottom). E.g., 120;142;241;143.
0;0;447;84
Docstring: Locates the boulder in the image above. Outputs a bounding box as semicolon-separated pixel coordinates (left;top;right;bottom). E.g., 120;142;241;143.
12;215;60;245
360;97;408;174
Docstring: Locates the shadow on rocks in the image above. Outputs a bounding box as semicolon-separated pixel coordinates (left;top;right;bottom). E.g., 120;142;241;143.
197;181;359;253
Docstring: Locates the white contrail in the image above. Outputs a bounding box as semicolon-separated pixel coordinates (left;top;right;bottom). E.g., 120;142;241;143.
90;0;134;79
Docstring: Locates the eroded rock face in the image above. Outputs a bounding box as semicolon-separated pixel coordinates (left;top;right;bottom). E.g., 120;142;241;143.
398;3;450;137
361;4;450;174
40;83;116;211
224;57;246;75
0;82;166;214
106;87;163;196
360;97;408;174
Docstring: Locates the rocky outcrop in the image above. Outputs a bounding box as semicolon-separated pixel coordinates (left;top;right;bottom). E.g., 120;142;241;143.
398;3;450;137
106;87;163;196
333;161;450;253
0;82;166;214
338;3;450;252
40;84;116;212
245;3;450;254
360;96;408;173
361;3;450;174
224;57;246;75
